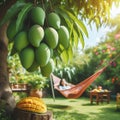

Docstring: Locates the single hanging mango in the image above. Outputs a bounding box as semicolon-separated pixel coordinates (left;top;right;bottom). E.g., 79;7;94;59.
41;58;55;77
28;25;44;47
14;31;29;52
47;12;61;29
30;7;46;26
19;46;34;69
58;25;70;49
35;43;50;67
44;27;58;49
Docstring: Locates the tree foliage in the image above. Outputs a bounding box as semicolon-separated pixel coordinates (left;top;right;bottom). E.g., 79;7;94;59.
0;0;88;77
1;0;120;25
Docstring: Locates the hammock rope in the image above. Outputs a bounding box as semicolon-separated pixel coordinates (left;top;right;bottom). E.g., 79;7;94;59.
50;53;120;99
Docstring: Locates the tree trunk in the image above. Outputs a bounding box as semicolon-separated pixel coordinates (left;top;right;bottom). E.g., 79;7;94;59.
0;0;17;117
0;23;16;116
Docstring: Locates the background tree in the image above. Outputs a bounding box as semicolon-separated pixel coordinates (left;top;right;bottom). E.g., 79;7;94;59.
77;18;120;95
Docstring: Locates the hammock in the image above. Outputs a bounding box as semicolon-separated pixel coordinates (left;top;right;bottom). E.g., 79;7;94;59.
50;54;120;99
51;67;106;99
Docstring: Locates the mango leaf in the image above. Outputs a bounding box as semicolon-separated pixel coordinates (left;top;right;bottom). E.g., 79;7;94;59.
94;17;100;29
0;1;26;26
72;28;79;48
55;8;70;21
68;46;73;61
75;22;85;48
64;19;75;48
61;8;88;37
55;7;73;29
63;19;73;45
60;50;69;64
16;2;33;32
79;31;85;49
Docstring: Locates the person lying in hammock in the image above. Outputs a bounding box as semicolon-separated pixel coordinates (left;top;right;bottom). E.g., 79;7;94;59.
59;79;75;90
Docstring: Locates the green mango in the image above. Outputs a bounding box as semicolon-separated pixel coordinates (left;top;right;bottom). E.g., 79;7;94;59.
27;60;39;72
19;47;34;69
14;31;29;52
28;25;44;47
47;12;61;29
30;6;45;26
44;27;58;49
41;58;55;77
58;26;69;49
35;43;50;67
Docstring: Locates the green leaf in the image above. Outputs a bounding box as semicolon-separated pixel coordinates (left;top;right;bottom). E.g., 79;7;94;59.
62;8;88;37
72;28;79;48
94;17;100;29
0;1;26;26
16;2;33;32
68;46;73;61
79;31;85;49
55;7;73;29
60;50;69;64
75;22;85;48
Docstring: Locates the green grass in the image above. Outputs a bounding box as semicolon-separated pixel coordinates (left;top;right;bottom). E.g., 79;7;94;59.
43;97;120;120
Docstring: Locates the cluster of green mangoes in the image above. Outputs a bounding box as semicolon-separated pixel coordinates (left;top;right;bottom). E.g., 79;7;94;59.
7;6;70;77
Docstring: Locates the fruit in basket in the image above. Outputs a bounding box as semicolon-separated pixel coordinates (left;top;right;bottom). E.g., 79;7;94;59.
104;89;108;92
92;89;99;92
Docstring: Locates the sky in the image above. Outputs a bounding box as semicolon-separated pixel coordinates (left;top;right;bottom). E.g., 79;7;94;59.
82;4;120;49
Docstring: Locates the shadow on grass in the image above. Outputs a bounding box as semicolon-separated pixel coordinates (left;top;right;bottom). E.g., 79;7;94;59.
47;104;89;120
47;104;72;110
96;108;120;120
82;102;99;106
53;111;89;120
69;100;77;102
101;107;120;113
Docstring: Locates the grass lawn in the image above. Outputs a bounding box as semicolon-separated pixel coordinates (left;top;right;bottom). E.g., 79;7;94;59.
43;97;120;120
